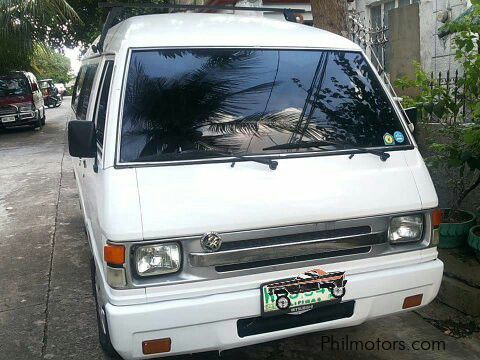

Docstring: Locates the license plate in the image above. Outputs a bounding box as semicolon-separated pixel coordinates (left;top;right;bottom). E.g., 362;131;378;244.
261;269;347;316
1;116;15;123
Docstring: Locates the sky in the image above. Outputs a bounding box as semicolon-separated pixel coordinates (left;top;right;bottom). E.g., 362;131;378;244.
64;47;81;75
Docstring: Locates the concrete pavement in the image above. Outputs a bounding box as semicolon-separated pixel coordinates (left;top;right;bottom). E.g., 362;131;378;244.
0;102;479;359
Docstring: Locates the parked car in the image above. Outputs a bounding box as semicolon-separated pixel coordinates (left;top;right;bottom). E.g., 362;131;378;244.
67;9;443;360
39;79;62;108
0;71;45;129
55;83;66;98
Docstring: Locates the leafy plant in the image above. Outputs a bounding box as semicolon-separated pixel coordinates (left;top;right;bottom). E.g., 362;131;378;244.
0;0;80;73
395;1;480;207
31;46;74;84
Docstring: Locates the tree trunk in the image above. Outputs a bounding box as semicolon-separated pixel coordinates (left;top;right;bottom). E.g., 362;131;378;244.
311;0;348;37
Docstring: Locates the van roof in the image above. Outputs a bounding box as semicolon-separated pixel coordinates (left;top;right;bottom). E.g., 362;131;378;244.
86;13;361;58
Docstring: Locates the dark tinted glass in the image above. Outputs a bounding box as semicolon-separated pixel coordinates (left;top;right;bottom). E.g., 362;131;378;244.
72;64;98;120
0;75;29;97
95;61;114;146
71;66;86;111
121;49;408;163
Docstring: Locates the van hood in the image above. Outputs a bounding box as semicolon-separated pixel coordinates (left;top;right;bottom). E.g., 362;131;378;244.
135;149;437;240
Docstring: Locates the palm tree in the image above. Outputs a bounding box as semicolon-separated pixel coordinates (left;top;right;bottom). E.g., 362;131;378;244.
0;0;80;73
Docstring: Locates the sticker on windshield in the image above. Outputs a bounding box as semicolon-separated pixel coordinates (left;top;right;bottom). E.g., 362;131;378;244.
394;131;405;144
383;133;395;146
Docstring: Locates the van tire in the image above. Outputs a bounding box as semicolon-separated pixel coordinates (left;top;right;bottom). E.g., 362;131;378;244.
33;112;42;130
40;111;46;126
90;258;121;359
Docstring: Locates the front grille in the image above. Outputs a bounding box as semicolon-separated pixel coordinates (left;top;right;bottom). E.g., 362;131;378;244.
215;246;372;272
237;300;355;337
0;106;16;116
221;226;371;251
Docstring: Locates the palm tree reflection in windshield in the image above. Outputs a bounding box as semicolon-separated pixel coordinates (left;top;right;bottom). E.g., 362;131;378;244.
290;52;399;148
122;49;301;161
120;49;403;162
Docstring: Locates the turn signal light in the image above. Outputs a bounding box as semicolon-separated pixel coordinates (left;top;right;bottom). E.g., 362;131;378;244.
402;294;423;309
432;209;443;229
142;338;171;355
104;244;125;265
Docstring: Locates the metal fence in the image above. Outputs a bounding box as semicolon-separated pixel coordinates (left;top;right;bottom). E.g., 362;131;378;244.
426;69;467;123
348;11;389;74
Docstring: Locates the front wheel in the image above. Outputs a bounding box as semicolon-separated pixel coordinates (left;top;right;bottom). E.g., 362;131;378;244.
90;259;121;358
33;112;42;130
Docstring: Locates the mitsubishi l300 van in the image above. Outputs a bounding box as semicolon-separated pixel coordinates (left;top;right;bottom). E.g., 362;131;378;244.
67;10;443;360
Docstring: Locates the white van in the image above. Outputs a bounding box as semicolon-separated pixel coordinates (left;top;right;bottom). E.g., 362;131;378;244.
68;9;443;360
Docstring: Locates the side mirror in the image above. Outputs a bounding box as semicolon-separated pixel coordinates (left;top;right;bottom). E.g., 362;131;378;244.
403;107;417;134
31;83;38;92
68;120;96;158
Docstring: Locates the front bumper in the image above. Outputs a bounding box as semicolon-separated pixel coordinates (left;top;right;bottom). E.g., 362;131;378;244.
106;259;443;360
0;112;37;128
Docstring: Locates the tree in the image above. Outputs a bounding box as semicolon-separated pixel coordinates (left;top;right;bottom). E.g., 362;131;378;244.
311;0;348;36
0;0;80;73
47;0;171;52
31;47;74;84
395;1;480;208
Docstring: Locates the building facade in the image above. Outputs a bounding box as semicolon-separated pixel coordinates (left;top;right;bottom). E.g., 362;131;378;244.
349;0;471;79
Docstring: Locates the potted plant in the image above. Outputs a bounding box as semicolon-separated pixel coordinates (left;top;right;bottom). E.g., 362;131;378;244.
438;208;476;248
468;224;480;261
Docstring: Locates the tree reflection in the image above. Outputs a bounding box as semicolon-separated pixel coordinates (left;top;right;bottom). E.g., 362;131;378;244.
297;52;398;147
123;50;299;159
121;49;403;162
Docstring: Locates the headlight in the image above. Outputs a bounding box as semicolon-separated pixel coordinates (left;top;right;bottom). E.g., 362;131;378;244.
18;103;34;111
135;243;181;276
389;215;424;243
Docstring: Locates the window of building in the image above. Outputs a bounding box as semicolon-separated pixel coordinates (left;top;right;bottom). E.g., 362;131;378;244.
369;0;420;72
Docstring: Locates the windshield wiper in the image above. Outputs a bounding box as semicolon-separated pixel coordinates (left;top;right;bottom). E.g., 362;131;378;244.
263;140;390;162
203;149;279;170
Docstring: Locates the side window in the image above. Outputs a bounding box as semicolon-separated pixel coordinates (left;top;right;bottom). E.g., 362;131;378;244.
76;65;98;120
71;64;98;120
94;61;114;147
72;66;86;111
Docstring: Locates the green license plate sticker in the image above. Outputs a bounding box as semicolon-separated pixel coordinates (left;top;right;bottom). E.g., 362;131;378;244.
262;285;336;316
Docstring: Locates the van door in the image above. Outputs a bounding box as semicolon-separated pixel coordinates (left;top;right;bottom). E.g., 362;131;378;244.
83;59;114;255
70;63;99;234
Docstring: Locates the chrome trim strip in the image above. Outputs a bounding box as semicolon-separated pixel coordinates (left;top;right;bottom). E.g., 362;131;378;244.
189;233;385;267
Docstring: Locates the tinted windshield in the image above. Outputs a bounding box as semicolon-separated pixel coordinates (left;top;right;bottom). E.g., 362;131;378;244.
39;81;50;89
0;76;29;97
120;49;409;163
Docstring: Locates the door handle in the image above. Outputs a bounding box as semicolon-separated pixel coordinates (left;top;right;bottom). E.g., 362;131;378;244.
83;160;86;168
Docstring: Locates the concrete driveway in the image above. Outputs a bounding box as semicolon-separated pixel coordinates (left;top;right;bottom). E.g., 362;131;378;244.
1;102;479;360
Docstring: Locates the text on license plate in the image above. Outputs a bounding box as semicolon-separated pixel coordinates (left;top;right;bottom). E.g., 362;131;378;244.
1;116;15;123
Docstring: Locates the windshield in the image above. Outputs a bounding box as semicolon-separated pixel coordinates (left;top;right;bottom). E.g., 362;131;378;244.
39;81;50;89
120;49;409;163
0;76;29;97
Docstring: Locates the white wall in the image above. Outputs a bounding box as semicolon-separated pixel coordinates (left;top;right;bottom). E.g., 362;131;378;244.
432;0;469;75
